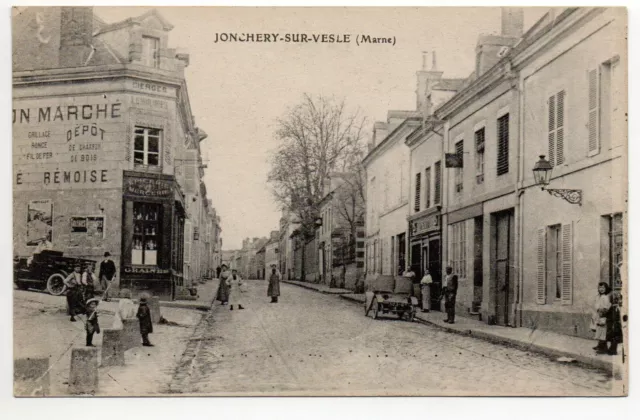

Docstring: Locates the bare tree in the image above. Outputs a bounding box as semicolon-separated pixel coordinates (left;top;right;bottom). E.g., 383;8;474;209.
268;94;366;281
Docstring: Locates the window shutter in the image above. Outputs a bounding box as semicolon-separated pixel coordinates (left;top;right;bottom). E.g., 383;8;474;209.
548;95;556;167
561;222;573;305
536;228;546;304
587;68;600;155
414;173;421;212
425;167;431;209
184;221;192;264
556;90;565;165
497;114;509;176
434;161;442;204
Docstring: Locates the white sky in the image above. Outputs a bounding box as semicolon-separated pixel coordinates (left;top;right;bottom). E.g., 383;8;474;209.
96;6;547;250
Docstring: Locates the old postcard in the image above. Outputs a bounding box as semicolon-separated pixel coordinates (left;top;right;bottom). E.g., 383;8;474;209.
12;6;628;397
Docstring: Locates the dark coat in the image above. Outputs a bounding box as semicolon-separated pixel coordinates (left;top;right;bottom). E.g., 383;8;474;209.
99;259;117;280
66;286;85;316
267;272;280;297
137;303;153;335
216;272;231;302
607;299;623;343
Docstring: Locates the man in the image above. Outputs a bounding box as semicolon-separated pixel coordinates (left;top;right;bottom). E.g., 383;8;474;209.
216;265;222;279
267;264;280;303
442;266;458;324
64;265;84;322
99;252;117;301
420;269;433;312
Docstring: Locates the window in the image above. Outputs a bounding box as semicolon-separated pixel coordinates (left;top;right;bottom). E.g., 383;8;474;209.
132;203;160;265
455;140;464;193
425;167;431;209
475;128;485;184
548;90;565;167
497;114;509;176
397;233;406;276
450;221;466;278
536;223;573;305
434;161;442;204
70;216;104;238
134;127;162;166
608;213;623;290
587;68;600;155
414;173;421;212
142;36;160;68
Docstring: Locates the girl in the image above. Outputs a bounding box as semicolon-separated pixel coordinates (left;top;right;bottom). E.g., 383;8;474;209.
136;296;154;347
216;264;231;305
592;282;611;354
227;269;245;310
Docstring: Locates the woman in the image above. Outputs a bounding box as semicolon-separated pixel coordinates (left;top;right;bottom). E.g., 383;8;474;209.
592;282;612;354
420;269;433;312
216;264;231;305
112;288;137;329
64;265;85;322
227;269;245;310
267;265;280;303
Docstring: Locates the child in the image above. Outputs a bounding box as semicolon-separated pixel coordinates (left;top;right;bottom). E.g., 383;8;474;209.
136;296;154;347
85;298;101;347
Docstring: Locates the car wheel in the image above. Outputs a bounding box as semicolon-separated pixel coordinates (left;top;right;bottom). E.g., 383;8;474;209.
46;273;67;296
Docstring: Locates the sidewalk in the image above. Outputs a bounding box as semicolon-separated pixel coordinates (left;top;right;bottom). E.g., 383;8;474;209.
161;279;218;311
282;279;353;295
339;293;621;374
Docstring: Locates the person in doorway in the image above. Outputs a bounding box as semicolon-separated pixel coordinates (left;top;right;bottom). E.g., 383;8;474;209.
136;296;154;347
442;266;458;324
99;252;117;301
64;265;84;322
85;298;100;347
227;269;245;310
404;266;419;302
216;264;231;305
81;265;96;302
607;290;623;355
591;282;612;354
268;265;280;303
420;269;433;312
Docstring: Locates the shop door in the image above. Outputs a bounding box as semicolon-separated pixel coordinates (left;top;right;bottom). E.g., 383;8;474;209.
411;243;422;278
493;211;514;326
427;238;441;309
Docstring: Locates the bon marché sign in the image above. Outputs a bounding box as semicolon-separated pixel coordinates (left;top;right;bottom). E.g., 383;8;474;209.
124;176;173;198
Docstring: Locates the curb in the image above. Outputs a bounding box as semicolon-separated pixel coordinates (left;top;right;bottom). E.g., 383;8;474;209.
337;292;614;374
160;302;211;311
282;280;351;295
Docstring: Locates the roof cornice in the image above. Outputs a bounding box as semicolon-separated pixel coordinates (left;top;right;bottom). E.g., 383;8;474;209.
362;117;421;167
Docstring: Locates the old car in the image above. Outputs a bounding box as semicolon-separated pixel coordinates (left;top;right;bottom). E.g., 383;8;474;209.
14;250;97;296
364;275;418;322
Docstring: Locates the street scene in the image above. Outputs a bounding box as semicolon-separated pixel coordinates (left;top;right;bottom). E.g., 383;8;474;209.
12;6;627;397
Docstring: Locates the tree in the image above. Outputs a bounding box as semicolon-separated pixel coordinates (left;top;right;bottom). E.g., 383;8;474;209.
268;94;366;281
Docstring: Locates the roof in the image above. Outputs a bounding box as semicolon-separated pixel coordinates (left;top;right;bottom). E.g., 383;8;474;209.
84;36;124;67
433;78;466;92
94;9;174;36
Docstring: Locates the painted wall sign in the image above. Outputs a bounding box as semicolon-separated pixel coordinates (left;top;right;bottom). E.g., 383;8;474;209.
124;176;173;198
126;80;176;98
411;214;440;237
27;199;53;246
124;266;169;275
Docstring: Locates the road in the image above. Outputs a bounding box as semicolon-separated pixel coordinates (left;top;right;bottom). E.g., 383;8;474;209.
176;281;614;396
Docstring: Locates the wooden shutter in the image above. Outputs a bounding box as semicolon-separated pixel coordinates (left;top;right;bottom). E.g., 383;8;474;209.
184;220;192;264
425;167;431;209
556;90;565;165
497;114;509;175
561;222;573;305
548;94;556;166
587;68;600;155
434;161;441;204
414;173;421;212
536;228;546;304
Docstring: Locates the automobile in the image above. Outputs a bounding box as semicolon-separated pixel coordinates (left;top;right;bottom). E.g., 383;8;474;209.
364;275;418;322
14;250;97;296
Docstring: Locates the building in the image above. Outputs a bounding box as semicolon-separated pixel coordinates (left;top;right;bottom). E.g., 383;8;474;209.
264;230;280;278
278;212;297;280
317;173;365;289
12;6;213;300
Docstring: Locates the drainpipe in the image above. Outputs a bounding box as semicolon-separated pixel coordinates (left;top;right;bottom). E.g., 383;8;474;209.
514;68;526;328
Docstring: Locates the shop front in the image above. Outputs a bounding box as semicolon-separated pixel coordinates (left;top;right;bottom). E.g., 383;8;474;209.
120;170;185;300
408;207;442;309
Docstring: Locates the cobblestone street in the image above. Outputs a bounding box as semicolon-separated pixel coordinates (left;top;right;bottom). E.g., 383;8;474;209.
178;281;614;396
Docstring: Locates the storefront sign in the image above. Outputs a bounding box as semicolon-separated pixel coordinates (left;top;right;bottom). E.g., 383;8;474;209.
124;176;173;198
124;266;170;275
411;214;440;237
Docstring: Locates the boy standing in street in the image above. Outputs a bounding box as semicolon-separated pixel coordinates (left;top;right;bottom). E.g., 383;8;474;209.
136;297;154;347
85;298;100;347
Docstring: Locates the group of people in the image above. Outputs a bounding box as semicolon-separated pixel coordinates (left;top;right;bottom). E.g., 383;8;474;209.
405;265;458;324
592;282;624;356
214;264;281;309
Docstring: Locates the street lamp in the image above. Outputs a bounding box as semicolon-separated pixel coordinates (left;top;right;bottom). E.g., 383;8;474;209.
532;155;582;206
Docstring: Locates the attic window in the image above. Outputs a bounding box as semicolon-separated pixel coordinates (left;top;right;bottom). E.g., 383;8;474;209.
142;36;160;68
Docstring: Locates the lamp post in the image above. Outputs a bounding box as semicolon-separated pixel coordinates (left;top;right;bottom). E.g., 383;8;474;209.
532;155;582;206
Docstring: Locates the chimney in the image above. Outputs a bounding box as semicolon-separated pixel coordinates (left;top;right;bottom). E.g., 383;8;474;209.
416;51;443;116
501;7;524;38
474;8;523;78
59;7;94;68
372;121;389;148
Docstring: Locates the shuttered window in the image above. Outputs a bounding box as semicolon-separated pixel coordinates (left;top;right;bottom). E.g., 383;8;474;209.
587;68;600;155
425;167;431;209
434;161;441;204
184;220;192;264
475;128;485;184
537;222;573;305
548;91;565;166
455;141;464;193
536;228;546;304
497;114;509;175
561;223;573;305
414;173;421;212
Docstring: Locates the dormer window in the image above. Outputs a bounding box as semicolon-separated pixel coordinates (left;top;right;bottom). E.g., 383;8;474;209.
142;36;160;68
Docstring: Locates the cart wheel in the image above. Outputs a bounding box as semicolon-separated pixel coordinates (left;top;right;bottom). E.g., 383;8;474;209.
372;303;379;319
46;273;67;296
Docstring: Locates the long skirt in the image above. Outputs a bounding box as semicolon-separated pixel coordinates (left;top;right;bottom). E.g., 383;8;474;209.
421;285;431;310
216;279;230;302
267;278;280;297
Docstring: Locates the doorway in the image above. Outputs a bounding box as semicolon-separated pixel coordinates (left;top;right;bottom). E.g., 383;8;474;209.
425;238;441;309
491;210;514;326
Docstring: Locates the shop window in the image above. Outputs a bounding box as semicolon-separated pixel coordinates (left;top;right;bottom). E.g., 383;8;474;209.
450;221;466;278
132;203;160;265
70;216;104;239
134;127;162;167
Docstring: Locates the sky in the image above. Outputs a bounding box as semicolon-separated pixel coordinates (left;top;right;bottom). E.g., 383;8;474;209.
96;6;547;250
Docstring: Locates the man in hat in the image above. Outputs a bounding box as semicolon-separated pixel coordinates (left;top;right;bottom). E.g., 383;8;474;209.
136;296;154;347
85;298;100;347
99;252;117;301
441;266;459;324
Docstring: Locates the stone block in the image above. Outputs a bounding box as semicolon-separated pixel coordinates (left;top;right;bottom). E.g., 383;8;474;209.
149;296;161;324
69;347;99;395
101;328;125;367
121;318;140;351
14;357;50;397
